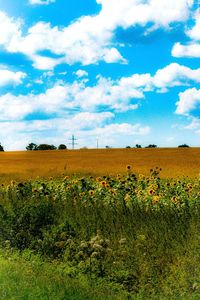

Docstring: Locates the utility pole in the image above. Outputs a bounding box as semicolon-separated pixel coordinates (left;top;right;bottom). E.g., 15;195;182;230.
69;135;78;150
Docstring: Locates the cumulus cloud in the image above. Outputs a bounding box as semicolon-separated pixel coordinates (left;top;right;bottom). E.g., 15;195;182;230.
172;10;200;58
29;0;55;5
176;88;200;115
0;0;194;69
0;116;150;150
75;70;89;78
0;69;26;87
0;11;21;47
119;63;200;93
1;62;200;121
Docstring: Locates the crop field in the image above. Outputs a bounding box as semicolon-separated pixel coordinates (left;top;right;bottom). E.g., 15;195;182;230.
0;147;200;183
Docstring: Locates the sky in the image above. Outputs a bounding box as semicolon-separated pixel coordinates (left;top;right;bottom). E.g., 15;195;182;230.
0;0;200;150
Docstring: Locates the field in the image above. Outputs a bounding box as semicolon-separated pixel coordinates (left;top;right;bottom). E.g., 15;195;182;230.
0;148;199;299
0;147;200;182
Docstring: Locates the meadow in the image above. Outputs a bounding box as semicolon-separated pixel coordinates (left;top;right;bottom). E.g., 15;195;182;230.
0;157;199;299
0;147;199;182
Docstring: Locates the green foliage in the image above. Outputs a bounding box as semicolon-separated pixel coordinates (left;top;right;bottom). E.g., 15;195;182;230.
0;169;199;298
135;144;142;148
26;143;57;150
145;144;157;148
26;142;38;151
0;143;4;151
58;144;67;150
37;144;57;150
178;144;190;148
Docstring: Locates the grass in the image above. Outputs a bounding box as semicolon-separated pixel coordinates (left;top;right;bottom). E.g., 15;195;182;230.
0;250;126;300
0;147;199;183
0;168;199;299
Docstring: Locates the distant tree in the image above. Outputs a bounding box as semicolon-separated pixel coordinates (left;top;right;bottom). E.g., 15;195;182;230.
105;145;111;149
58;144;67;150
126;146;131;148
178;144;190;148
0;143;4;151
146;144;157;148
37;144;57;150
136;144;142;148
26;143;38;151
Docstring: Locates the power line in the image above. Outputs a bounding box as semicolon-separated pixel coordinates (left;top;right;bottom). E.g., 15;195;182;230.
69;134;78;150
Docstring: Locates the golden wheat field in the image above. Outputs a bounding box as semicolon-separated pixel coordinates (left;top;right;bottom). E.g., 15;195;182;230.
0;147;199;182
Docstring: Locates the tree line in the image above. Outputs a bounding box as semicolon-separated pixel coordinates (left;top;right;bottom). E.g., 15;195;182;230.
26;143;67;151
0;143;192;152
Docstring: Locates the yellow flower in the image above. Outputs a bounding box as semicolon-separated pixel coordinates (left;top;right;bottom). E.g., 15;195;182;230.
148;189;155;196
171;196;178;204
110;189;117;196
139;174;145;180
152;195;160;204
96;177;102;182
89;190;95;196
100;181;107;187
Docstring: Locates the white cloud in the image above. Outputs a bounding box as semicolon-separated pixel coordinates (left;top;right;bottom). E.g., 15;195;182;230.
0;0;194;69
0;11;21;46
172;10;200;58
176;88;200;115
184;117;200;130
0;69;26;87
29;0;55;5
152;63;200;90
1;62;200;121
172;42;200;58
119;63;200;93
187;11;200;41
75;70;89;78
0;116;150;150
91;122;150;137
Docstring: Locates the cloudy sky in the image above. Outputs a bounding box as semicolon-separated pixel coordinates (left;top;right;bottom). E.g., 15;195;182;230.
0;0;200;150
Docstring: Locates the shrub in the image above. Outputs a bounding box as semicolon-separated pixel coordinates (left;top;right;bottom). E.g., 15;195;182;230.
37;144;57;150
58;144;67;150
146;144;157;148
178;144;190;148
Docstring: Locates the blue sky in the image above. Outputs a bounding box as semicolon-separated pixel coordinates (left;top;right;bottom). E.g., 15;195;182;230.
0;0;200;150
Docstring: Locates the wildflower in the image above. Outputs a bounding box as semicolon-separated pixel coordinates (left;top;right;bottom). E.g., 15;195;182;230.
152;195;160;204
89;190;95;196
187;183;193;190
100;181;107;187
63;176;69;181
96;177;102;182
105;183;110;189
139;174;145;180
110;189;116;196
171;196;178;204
148;189;155;196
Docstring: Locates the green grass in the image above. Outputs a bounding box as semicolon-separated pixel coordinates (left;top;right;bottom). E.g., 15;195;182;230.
0;169;199;299
0;250;127;300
